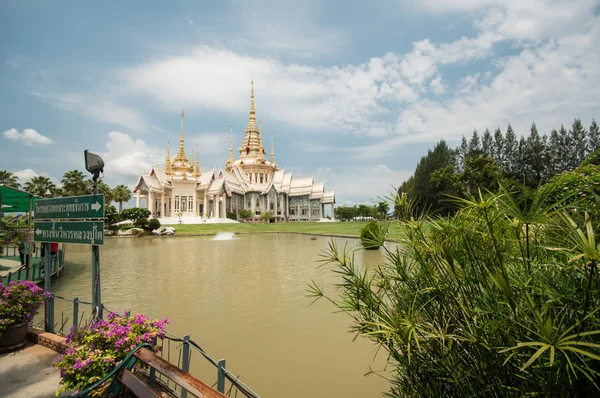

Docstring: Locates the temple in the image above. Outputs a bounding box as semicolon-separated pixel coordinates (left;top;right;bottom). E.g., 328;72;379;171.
132;80;335;222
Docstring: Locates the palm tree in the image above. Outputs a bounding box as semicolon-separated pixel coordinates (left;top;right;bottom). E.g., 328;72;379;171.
0;170;20;189
92;180;114;204
61;170;88;196
24;176;56;197
112;185;132;212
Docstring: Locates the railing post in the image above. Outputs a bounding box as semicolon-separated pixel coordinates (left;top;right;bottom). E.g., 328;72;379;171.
7;272;11;283
149;337;157;383
73;298;79;328
181;335;191;398
17;267;22;280
217;359;226;393
46;294;55;333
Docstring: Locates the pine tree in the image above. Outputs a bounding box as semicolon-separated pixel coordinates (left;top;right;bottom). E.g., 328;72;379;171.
493;127;504;168
558;125;572;170
524;122;545;185
482;128;493;158
588;119;600;153
459;136;468;171
468;130;481;156
518;136;527;182
547;129;561;177
569;118;588;165
503;124;518;177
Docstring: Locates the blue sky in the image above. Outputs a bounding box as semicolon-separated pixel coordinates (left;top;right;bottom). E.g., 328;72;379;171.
1;0;599;205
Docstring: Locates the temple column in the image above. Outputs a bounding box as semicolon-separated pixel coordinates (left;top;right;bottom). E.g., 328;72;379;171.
251;195;255;214
203;194;208;217
213;195;218;218
274;195;278;222
161;193;165;217
148;192;153;215
136;191;141;208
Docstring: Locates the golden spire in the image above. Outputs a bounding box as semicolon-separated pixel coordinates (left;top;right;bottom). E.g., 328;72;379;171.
195;144;201;177
174;109;189;163
249;79;256;124
165;140;172;174
270;132;275;164
226;124;235;167
259;120;264;154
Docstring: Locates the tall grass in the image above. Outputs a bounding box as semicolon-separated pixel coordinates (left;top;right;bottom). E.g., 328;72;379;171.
309;188;600;397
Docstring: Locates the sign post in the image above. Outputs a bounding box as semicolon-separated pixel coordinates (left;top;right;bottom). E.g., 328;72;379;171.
34;193;105;328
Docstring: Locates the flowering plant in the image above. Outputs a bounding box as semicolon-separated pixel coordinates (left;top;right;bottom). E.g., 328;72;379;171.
0;280;49;333
53;311;169;396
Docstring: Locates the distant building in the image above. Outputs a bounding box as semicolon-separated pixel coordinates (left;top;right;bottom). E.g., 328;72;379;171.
132;80;335;222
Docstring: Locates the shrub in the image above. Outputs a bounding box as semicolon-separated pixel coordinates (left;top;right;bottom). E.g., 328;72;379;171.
120;207;151;222
311;189;600;396
0;281;49;333
53;312;169;395
147;218;161;231
134;217;148;230
226;212;237;220
359;220;387;250
261;211;274;223
238;209;253;221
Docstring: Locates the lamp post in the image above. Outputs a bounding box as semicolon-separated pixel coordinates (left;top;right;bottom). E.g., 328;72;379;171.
84;150;105;320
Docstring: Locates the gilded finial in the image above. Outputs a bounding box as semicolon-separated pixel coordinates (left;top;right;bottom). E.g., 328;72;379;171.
195;144;201;177
181;109;184;117
271;131;275;164
227;124;235;166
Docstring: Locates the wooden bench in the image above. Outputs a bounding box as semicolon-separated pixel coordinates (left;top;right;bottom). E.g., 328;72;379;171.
74;344;227;398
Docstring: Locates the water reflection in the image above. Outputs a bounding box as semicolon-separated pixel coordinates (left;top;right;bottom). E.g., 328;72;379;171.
51;234;392;398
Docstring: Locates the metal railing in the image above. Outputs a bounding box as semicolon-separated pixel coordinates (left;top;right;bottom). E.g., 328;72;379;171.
38;295;260;398
2;249;64;285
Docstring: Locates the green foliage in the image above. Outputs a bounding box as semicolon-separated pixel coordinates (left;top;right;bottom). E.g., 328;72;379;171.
104;205;120;230
120;207;151;222
0;281;48;333
53;312;169;395
261;211;274;223
112;185;132;212
61;170;88;196
238;209;253;221
311;188;600;397
0;170;20;189
134;217;149;230
147;218;161;231
23;176;57;197
359;220;387;250
226;211;237;220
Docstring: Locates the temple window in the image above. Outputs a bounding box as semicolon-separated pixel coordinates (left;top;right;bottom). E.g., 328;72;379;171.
174;196;180;211
290;208;296;216
246;147;250;155
181;196;188;212
260;175;264;183
188;196;194;212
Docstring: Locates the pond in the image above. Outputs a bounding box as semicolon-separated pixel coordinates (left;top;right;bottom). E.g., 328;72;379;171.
51;233;391;397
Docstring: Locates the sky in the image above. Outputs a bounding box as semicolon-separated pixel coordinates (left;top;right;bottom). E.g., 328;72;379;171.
1;0;599;206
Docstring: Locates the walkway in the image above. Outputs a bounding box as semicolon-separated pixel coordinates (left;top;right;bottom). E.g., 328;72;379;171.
0;343;63;398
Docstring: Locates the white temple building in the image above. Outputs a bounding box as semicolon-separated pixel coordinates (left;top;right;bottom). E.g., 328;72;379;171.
132;81;335;223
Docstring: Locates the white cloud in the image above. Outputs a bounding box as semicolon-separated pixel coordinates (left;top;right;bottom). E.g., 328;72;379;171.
3;128;52;146
101;132;159;178
30;92;153;133
12;169;58;184
313;165;412;205
429;75;446;95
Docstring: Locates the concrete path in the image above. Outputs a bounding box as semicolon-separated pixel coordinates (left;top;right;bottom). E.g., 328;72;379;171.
0;342;62;398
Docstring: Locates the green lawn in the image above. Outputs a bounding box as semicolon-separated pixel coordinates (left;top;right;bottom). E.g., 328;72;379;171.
162;221;404;239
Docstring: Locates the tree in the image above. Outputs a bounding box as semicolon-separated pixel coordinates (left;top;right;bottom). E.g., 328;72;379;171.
569;118;588;165
524;122;546;185
458;136;468;171
104;205;120;230
23;176;57;197
481;128;493;157
493;127;504;167
468;130;481;156
120;207;151;222
112;185;132;212
95;181;114;204
61;170;88;196
558;125;571;170
261;211;274;223
503;125;518;177
547;129;562;177
589;119;600;153
377;201;390;219
0;170;20;189
239;209;253;221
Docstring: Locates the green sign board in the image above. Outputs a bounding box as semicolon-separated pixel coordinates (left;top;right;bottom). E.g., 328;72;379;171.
34;221;104;245
34;194;105;220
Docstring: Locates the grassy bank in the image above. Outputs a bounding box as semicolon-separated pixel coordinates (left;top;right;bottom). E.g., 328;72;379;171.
162;221;402;237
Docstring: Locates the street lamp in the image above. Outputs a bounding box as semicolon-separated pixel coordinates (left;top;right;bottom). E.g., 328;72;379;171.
83;149;105;321
44;188;52;198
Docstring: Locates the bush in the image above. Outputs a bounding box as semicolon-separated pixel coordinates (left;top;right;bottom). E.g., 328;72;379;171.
226;212;237;220
134;217;148;230
120;207;151;222
311;189;600;396
147;218;161;231
261;211;274;223
359;220;387;250
0;281;49;333
238;209;253;221
53;312;169;395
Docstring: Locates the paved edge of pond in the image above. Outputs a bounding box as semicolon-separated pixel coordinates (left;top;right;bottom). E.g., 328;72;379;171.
0;328;70;398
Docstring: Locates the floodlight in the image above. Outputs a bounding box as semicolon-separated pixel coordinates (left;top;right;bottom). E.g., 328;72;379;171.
84;150;105;179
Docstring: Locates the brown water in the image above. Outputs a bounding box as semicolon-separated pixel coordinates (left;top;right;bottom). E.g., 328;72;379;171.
51;233;391;397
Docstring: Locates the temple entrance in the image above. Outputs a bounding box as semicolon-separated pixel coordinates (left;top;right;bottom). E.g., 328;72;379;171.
181;196;188;212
